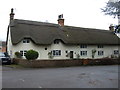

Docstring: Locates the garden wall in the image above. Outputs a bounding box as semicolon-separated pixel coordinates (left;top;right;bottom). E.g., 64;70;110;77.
13;58;120;68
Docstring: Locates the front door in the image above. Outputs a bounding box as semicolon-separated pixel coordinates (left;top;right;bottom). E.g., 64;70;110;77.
70;51;73;59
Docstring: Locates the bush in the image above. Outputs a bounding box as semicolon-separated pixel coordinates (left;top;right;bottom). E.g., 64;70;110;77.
25;50;39;60
15;52;21;58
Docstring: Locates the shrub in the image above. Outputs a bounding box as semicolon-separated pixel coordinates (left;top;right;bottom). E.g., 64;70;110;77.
48;51;54;59
92;49;96;59
25;50;39;60
15;52;21;58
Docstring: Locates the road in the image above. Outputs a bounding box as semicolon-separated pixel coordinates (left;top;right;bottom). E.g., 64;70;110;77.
2;65;119;88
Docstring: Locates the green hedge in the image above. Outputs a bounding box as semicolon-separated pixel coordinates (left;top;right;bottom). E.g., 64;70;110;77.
25;49;39;60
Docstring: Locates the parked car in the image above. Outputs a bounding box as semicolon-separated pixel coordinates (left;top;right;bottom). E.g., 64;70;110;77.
0;52;11;65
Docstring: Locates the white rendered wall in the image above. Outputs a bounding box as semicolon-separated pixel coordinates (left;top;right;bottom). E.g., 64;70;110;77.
7;27;13;58
11;40;120;59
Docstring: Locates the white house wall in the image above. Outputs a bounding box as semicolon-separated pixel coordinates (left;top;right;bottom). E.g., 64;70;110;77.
10;39;120;60
7;28;13;58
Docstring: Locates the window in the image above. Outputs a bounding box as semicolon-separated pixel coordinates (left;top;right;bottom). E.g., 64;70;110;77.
98;51;104;56
80;45;87;48
24;50;27;56
45;48;47;50
54;40;59;44
23;39;30;43
20;51;23;56
80;51;87;56
20;50;27;56
53;50;61;56
98;45;103;48
114;50;119;55
65;50;68;53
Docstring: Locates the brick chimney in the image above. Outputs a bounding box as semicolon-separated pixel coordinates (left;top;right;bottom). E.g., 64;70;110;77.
57;14;64;26
10;8;15;21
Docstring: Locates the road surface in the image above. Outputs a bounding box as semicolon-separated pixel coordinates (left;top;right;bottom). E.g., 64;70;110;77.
2;65;119;88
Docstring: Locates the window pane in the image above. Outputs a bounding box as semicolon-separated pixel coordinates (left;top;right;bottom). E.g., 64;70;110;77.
54;40;59;44
20;51;23;56
52;50;61;56
114;50;119;54
80;51;87;56
53;50;55;56
24;50;27;56
27;39;30;43
80;45;87;48
98;51;104;56
23;39;30;43
23;40;26;43
56;50;59;55
59;50;61;55
98;45;103;48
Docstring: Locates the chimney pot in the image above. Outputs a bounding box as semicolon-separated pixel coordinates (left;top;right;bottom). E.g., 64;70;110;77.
10;8;15;21
58;14;64;26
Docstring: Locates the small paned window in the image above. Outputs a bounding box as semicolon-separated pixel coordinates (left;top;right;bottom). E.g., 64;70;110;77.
24;50;27;56
80;51;87;56
65;51;68;53
53;50;61;56
54;40;59;44
20;50;27;56
45;48;47;50
80;45;87;48
114;50;119;55
98;51;104;56
98;45;103;48
20;51;23;56
23;39;30;43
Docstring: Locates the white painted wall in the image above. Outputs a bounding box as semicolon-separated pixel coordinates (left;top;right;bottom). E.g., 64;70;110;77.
7;27;13;58
8;38;120;59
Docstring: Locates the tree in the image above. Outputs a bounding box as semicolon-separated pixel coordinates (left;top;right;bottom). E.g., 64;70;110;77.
15;52;22;58
101;1;120;18
115;24;120;33
25;50;39;60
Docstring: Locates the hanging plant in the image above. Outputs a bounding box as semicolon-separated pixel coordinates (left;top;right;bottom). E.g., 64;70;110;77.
48;51;54;59
92;49;96;59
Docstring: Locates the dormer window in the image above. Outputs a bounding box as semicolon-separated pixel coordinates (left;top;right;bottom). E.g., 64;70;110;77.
54;40;59;44
98;45;103;48
23;39;30;43
80;45;87;48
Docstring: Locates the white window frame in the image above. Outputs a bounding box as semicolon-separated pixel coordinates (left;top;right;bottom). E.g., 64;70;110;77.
52;50;61;56
23;39;30;43
98;45;104;48
80;45;87;48
20;50;27;56
98;51;104;56
80;51;87;56
54;40;59;44
114;50;119;55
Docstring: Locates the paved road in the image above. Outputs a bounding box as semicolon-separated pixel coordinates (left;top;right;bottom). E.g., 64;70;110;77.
2;65;119;88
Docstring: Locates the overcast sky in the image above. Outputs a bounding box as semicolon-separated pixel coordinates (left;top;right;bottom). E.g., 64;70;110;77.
0;0;118;41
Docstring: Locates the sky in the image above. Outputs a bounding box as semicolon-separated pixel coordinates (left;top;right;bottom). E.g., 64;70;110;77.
0;0;118;41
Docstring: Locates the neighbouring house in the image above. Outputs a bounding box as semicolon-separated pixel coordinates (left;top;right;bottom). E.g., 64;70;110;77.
0;41;6;52
6;9;120;59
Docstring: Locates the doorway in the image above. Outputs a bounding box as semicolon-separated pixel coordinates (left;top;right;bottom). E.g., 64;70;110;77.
70;51;73;59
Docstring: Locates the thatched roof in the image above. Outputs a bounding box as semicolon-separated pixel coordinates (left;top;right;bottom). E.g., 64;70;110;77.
9;19;120;45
